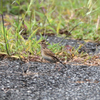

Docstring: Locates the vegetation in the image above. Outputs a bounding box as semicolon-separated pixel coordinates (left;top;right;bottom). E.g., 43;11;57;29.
0;0;100;63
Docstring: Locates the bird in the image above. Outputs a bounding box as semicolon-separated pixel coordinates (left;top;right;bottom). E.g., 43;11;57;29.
39;40;66;68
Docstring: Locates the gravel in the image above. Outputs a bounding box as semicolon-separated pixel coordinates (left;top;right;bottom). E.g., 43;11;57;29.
0;36;100;100
0;59;100;100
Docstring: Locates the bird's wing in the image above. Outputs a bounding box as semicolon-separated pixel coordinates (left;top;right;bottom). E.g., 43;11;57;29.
44;48;59;61
44;48;55;56
43;48;66;67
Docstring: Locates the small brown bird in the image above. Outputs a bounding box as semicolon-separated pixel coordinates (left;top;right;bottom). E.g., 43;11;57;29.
39;40;66;68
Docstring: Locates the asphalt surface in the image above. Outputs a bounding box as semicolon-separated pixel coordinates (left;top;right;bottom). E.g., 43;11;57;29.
0;36;100;100
0;58;100;100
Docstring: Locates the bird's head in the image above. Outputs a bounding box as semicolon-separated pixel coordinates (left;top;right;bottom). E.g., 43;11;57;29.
39;40;47;49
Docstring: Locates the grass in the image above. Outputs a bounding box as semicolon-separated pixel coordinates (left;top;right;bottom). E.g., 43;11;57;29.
0;0;100;62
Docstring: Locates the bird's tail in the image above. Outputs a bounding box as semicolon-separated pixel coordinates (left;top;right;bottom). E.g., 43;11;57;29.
55;57;66;67
59;60;66;67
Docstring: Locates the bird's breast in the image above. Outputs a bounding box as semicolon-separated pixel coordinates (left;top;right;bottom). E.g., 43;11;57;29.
41;51;56;63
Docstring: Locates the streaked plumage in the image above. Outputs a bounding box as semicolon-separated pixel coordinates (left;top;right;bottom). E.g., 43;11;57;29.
39;40;66;67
